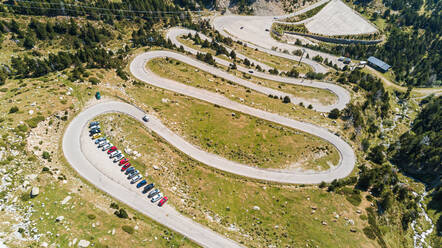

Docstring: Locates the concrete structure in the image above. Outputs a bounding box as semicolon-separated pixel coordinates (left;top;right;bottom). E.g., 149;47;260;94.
367;56;391;72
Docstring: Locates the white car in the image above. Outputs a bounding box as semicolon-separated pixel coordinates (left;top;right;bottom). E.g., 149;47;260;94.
130;175;142;184
151;193;163;203
109;150;121;158
142;115;149;122
97;140;108;148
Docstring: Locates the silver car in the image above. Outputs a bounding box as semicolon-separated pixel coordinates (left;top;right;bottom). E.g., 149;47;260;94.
151;193;163;203
102;143;113;151
109;150;121;158
130;175;142;184
113;154;124;162
127;170;139;180
147;188;159;198
97;140;108;148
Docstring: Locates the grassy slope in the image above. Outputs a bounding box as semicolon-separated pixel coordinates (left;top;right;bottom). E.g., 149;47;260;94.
94;113;377;248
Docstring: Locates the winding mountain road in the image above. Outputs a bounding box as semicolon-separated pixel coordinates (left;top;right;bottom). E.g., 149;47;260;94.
63;19;356;247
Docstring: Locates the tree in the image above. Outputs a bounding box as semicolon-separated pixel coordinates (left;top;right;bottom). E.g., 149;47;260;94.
328;108;340;119
282;96;291;103
367;145;385;164
9;106;19;114
229;50;236;59
114;208;128;218
23;36;35;49
243;58;251;66
287;68;299;78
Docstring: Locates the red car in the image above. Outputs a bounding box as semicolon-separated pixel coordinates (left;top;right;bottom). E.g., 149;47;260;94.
158;196;168;207
107;146;117;154
119;158;129;166
121;162;131;171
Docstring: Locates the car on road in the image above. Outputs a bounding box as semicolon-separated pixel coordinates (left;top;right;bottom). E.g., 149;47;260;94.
113;154;124;162
240;26;243;29
121;162;131;171
142;183;154;194
102;143;113;151
142;115;149;122
151;193;163;203
89;121;99;127
127;170;139;180
265;29;269;32
94;137;106;144
248;70;253;73
119;158;129;166
107;146;117;154
130;175;142;184
109;150;121;158
92;133;102;140
97;141;108;148
158;196;168;207
147;189;159;198
136;180;147;188
89;129;100;136
125;167;135;175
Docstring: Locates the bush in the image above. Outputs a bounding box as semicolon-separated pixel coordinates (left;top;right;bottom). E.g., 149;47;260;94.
89;77;100;85
9;106;19;114
25;116;45;128
110;202;119;209
42;151;51;160
114;208;128;219
87;214;96;220
122;225;134;234
282;96;291;103
363;227;376;239
318;181;327;188
328;108;340;119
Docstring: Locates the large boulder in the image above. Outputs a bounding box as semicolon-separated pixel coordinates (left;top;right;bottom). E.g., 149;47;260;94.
31;187;39;198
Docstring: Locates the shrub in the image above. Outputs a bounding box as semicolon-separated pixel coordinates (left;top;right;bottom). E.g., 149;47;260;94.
363;227;376;239
122;225;134;234
328;108;340;119
318;181;327;188
9;106;19;114
110;202;119;209
89;77;100;85
42;151;51;160
87;214;96;220
282;96;291;103
114;208;128;219
25;115;45;128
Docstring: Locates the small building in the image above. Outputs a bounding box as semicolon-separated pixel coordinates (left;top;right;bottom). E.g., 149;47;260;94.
367;56;391;72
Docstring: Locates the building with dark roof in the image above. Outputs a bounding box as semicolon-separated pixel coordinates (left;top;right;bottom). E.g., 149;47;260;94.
367;56;391;73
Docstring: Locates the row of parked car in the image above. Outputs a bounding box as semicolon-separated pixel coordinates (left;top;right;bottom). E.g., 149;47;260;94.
89;121;168;207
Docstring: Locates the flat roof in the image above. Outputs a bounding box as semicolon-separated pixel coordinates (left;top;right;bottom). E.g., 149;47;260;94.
367;56;391;71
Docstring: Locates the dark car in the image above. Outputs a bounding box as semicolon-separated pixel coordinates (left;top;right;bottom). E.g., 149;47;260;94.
142;183;154;194
147;189;159;198
136;180;147;188
89;129;100;136
125;167;135;175
121;162;131;171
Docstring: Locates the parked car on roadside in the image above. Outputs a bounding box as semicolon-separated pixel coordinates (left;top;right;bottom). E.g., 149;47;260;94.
151;193;163;203
107;146;117;154
147;189;159;198
113;154;124;163
92;133;102;140
142;183;154;194
121;162;131;171
90;125;100;131
158;196;168;207
97;140;108;148
128;170;139;180
137;180;147;188
125;167;135;175
94;137;106;144
89;129;100;136
119;158;129;166
89;121;99;127
130;175;142;184
109;150;121;158
102;143;113;151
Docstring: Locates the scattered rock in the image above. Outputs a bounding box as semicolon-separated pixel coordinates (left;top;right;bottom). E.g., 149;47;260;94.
350;228;357;232
334;214;339;219
311;206;317;210
252;206;260;211
153;165;160;170
41;242;48;247
356;210;362;214
321;221;327;226
31;187;39;198
161;98;169;103
78;240;90;247
311;210;316;214
29;110;34;115
111;228;115;235
231;113;236;117
134;225;139;231
347;219;354;225
55;216;64;222
61;196;72;205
